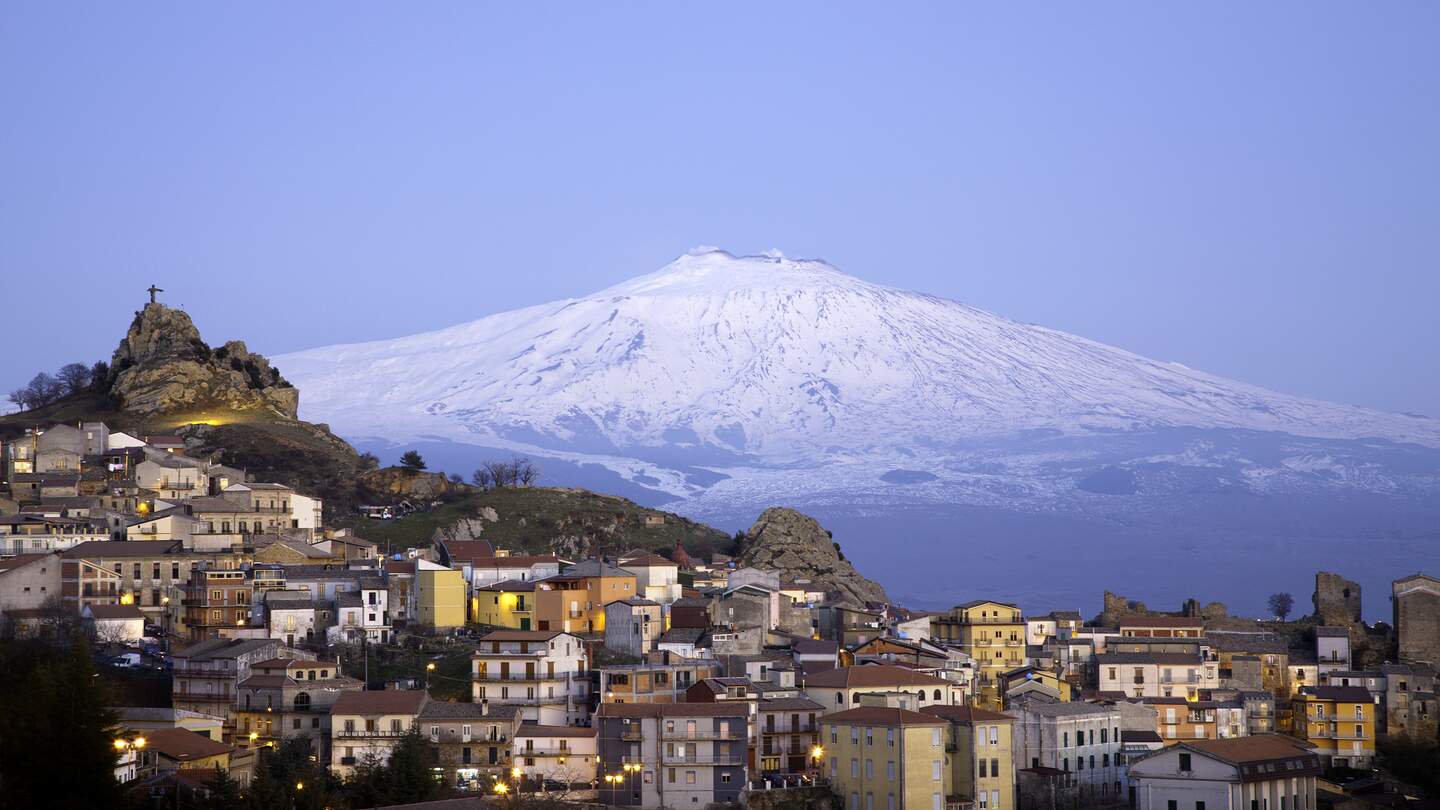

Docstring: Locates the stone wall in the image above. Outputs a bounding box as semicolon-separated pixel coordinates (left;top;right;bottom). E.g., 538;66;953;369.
1394;575;1440;665
1313;571;1362;626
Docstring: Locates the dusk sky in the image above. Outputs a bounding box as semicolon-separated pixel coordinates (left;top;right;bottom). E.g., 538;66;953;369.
3;2;1437;417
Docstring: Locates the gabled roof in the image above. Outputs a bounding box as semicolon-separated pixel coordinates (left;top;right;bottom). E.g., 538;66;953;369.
86;604;145;620
921;705;1013;723
0;553;54;573
63;540;183;558
442;539;496;563
819;707;944;726
1161;734;1319;768
331;690;428;716
803;664;948;689
555;559;632;579
144;728;231;762
1299;686;1373;702
597;703;748;719
793;638;839;656
619;553;678;568
478;629;567;642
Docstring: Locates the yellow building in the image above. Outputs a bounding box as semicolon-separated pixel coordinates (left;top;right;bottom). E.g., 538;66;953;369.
923;705;1015;810
822;706;952;810
533;560;637;634
1293;686;1375;768
932;600;1025;707
417;560;466;629
471;579;537;629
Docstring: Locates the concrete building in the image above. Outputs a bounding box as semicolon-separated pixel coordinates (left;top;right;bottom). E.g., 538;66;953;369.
604;598;664;658
594;702;748;808
534;560;637;634
619;553;683;606
171;637;310;738
234;657;362;759
803;664;963;714
931;600;1026;706
1097;652;1220;700
0;553;60;622
1381;662;1438;740
418;702;522;790
1316;627;1352;676
758;696;823;777
416;559;466;629
329;689;429;777
472;630;589;725
84;602;146;643
924;705;1016;810
597;659;721;705
1126;735;1319;810
821;706;950;810
513;722;598;785
1292;686;1375;769
1009;701;1124;805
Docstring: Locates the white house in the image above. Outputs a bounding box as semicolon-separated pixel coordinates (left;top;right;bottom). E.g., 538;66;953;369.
291;493;324;534
472;630;589;725
512;722;598;782
1126;734;1319;810
84;603;146;643
618;553;683;605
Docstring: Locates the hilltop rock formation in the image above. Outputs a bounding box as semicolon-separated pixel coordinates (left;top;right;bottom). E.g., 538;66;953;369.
360;467;469;501
108;303;297;418
736;507;888;607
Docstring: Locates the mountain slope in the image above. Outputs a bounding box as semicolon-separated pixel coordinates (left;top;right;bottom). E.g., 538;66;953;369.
278;250;1440;612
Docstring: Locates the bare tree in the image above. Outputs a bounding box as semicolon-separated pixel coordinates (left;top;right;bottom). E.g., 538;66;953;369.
22;373;63;408
5;389;26;411
471;467;493;489
515;457;539;487
1267;592;1294;621
56;363;91;396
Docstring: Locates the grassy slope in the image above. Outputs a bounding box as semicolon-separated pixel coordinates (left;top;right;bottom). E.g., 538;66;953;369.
339;486;738;560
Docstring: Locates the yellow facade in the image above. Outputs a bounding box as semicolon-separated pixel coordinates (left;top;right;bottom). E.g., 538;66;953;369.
934;601;1025;707
822;707;951;810
418;567;466;629
534;573;636;634
471;583;535;629
929;707;1015;810
1293;689;1375;767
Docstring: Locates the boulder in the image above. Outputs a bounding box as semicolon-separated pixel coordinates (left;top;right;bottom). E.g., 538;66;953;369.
736;507;889;607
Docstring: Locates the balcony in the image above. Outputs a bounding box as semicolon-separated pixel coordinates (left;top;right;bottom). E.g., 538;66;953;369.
662;730;745;741
336;729;408;739
621;728;643;741
661;754;745;766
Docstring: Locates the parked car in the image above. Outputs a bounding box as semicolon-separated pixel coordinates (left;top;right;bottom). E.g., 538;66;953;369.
109;653;143;668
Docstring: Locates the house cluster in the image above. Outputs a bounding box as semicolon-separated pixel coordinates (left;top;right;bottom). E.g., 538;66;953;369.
4;427;1440;810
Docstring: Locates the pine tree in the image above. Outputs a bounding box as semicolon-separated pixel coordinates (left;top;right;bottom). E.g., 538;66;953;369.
399;450;426;471
199;763;245;809
384;727;444;804
246;755;290;810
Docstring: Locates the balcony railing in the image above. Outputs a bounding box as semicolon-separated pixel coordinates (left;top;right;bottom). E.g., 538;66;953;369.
662;730;745;741
336;729;409;739
661;754;745;766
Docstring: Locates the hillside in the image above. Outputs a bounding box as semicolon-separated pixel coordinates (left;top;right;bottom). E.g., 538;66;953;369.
347;486;738;562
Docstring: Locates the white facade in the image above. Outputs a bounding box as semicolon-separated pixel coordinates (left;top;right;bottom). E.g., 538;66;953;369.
512;724;598;782
1127;740;1319;810
1027;618;1058;647
1099;656;1220;699
1010;703;1123;789
473;632;590;725
290;494;324;533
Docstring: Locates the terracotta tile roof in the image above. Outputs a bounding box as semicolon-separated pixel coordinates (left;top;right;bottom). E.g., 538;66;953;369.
760;697;826;712
819;707;945;726
62;540;183;558
619;553;677;568
921;705;1013;723
1179;734;1317;764
0;553;54;573
442;540;496;562
803;664;949;689
144;728;231;762
331;690;428;716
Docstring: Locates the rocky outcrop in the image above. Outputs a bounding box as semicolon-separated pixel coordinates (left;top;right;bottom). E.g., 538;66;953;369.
108;304;297;418
361;467;469;500
736;507;888;607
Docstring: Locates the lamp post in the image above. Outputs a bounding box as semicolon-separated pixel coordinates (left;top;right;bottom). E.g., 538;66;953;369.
425;661;436;691
623;762;641;799
114;735;147;781
811;744;825;783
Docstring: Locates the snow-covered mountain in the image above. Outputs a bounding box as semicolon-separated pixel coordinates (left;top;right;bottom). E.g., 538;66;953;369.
279;250;1440;612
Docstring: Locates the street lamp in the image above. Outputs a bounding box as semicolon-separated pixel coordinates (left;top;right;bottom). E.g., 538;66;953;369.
493;781;509;795
426;661;436;690
811;744;825;782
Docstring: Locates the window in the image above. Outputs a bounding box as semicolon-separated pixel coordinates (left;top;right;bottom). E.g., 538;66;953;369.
932;793;941;810
978;759;987;778
866;760;874;779
851;759;859;778
1178;753;1192;772
886;760;896;780
990;758;998;777
1100;727;1108;743
668;769;676;784
685;770;696;785
931;761;941;781
989;726;998;745
931;728;941;746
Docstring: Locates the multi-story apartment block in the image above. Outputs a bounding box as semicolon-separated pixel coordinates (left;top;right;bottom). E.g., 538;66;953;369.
757;697;823;777
534;560;638;634
61;540;249;634
1292;686;1375;768
924;705;1016;810
0;553;60;618
0;514;109;556
419;702;522;790
598;659;721;705
472;630;589;725
513;722;598;785
334;578;390;643
1097;652;1219;700
932;600;1025;705
595;702;748;809
618;553;683;605
171;637;308;738
1010;702;1124;804
329;690;429;776
1127;735;1319;810
604;598;664;657
821;706;950;810
803;664;963;714
182;567;253;641
234;657;362;758
1381;662;1438;740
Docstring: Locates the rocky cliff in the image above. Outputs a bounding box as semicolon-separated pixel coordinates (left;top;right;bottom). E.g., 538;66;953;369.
736;507;889;607
108;303;298;418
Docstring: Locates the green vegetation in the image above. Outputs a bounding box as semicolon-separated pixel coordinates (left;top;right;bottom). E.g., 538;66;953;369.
1378;737;1440;797
399;449;427;471
337;640;475;703
342;494;485;556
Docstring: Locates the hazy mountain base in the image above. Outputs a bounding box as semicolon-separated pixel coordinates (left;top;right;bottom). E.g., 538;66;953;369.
356;425;1440;621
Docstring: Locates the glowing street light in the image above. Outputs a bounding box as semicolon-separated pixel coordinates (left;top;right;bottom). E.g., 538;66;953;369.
493;782;509;795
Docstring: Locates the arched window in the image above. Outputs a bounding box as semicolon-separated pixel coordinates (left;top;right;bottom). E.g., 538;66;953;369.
836;692;844;707
294;692;311;710
244;694;250;709
852;693;861;704
933;689;942;701
917;690;926;701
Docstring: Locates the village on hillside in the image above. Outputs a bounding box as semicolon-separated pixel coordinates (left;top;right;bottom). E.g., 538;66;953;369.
2;411;1440;810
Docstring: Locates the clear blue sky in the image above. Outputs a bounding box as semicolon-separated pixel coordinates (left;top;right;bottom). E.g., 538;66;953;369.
3;2;1437;416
